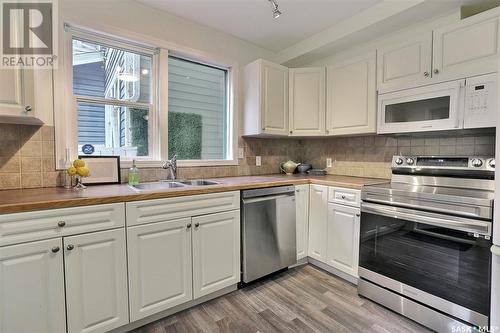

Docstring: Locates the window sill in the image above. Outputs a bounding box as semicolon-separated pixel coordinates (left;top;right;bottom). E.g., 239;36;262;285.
119;159;239;168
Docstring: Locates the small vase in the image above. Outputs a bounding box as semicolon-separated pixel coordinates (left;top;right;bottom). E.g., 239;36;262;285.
73;176;86;190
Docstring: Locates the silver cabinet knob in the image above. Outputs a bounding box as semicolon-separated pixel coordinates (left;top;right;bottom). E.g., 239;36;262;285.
424;71;429;77
66;244;74;251
356;213;361;217
289;130;293;134
341;195;346;199
433;69;439;74
194;223;200;228
24;106;32;112
186;223;192;229
57;221;66;227
51;246;60;253
471;158;483;167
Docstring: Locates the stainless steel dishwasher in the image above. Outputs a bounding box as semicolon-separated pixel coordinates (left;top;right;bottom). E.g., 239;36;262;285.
241;185;296;283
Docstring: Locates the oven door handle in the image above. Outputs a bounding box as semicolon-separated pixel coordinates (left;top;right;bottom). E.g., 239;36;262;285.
361;202;491;236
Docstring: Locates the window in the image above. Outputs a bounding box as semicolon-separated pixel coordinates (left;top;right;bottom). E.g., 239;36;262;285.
72;38;154;158
168;56;230;160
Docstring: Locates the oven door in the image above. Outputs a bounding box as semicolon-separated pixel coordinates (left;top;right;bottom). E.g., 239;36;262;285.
359;202;491;325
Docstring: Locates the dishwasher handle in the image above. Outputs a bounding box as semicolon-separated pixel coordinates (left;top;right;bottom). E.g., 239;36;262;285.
242;193;294;204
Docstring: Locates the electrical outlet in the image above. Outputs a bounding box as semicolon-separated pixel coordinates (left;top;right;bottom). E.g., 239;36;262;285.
326;158;332;168
256;156;262;166
238;147;244;159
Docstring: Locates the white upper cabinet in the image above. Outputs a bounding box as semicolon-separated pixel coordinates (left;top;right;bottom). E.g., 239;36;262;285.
192;210;240;298
0;68;41;125
0;238;66;333
433;8;500;82
64;229;129;333
295;184;310;260
243;59;288;136
377;33;433;93
326;51;377;136
308;185;328;263
289;67;326;136
127;218;193;321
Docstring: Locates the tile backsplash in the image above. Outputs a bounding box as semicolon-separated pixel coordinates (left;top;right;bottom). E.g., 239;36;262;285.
302;133;496;179
0;123;495;190
0;124;61;190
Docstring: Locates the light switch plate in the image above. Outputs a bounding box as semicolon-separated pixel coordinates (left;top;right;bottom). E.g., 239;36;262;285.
238;147;244;159
326;158;332;168
256;156;262;166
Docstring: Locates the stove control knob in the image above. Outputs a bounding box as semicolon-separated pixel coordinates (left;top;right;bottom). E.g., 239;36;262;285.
471;158;483;167
406;158;415;165
489;159;495;168
395;158;404;165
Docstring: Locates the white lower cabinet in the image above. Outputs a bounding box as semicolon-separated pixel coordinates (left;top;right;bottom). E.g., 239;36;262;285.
127;218;193;321
64;228;129;333
308;185;328;262
326;203;361;277
192;210;240;298
295;185;310;260
0;238;66;333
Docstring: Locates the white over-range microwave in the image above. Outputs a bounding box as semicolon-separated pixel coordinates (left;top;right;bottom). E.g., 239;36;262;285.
377;73;497;134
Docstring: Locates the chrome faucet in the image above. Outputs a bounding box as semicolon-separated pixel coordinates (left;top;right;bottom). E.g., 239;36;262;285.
162;154;177;180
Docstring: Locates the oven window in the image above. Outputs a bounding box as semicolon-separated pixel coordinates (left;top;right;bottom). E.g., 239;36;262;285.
385;96;450;123
359;212;491;315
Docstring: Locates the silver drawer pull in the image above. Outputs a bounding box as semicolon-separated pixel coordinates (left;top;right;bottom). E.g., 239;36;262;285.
66;244;74;251
57;221;66;227
51;246;60;253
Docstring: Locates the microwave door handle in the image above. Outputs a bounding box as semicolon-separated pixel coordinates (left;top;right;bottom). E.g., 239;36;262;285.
361;203;490;236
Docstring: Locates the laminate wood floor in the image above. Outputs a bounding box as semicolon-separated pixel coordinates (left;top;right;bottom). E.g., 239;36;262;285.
131;264;432;333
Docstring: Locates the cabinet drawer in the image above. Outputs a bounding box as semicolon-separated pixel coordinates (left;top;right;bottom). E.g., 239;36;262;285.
126;191;240;226
328;187;360;207
0;203;125;246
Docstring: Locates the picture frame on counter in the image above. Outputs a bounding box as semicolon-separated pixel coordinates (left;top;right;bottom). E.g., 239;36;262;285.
78;156;121;185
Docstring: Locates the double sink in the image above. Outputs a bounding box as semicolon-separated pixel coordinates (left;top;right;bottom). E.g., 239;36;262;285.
130;179;220;192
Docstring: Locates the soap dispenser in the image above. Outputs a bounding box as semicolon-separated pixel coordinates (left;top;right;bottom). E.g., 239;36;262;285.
128;160;140;185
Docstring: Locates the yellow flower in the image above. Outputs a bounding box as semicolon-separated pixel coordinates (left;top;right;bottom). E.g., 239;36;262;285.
76;166;90;177
73;159;85;168
66;166;77;176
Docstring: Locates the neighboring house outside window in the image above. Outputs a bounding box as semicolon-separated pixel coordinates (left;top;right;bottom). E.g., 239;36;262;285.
72;38;153;159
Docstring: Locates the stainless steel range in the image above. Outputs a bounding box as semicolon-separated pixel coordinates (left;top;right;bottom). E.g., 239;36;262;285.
358;156;495;332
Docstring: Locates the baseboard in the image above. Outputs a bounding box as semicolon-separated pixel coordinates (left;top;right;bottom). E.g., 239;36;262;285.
307;257;359;285
109;284;238;333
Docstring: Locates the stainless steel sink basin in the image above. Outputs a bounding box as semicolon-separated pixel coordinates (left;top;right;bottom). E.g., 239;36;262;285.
130;181;186;191
178;179;220;186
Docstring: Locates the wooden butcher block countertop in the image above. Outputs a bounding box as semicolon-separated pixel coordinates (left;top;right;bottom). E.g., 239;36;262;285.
0;174;387;213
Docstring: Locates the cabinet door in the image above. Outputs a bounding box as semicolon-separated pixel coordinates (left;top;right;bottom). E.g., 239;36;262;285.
295;185;310;260
326;203;360;277
377;33;433;93
127;218;193;321
0;68;35;120
326;51;376;136
0;238;66;333
64;229;128;333
192;210;240;298
261;60;289;135
289;67;326;136
433;10;500;82
308;185;328;262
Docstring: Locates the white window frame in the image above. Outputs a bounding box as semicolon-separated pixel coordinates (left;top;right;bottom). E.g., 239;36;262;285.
167;52;237;167
54;22;238;169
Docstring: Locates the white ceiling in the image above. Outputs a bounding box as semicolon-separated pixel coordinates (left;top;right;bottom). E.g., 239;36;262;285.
136;0;383;52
